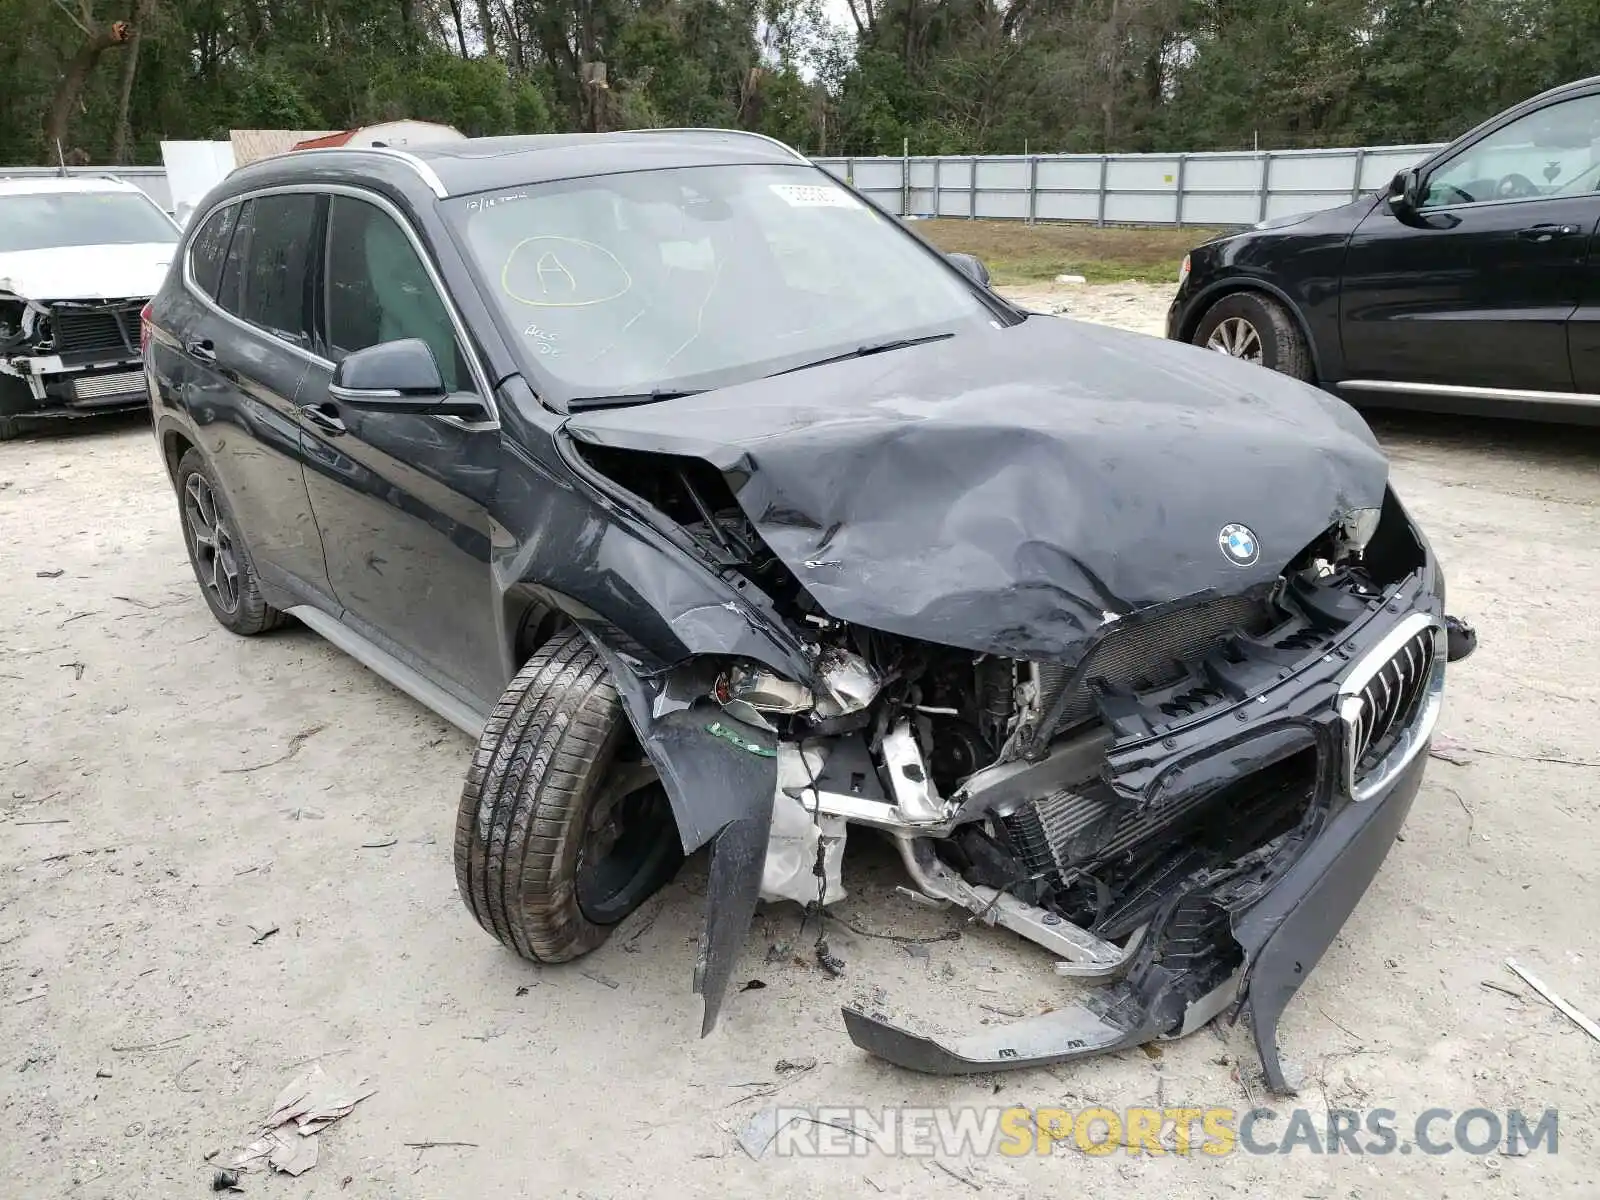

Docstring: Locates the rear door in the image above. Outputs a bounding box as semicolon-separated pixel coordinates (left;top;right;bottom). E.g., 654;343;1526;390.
1339;89;1600;394
175;193;334;603
296;190;505;709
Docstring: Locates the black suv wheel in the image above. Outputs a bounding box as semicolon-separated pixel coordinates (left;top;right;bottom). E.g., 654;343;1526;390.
454;629;682;963
175;448;284;635
1193;292;1313;381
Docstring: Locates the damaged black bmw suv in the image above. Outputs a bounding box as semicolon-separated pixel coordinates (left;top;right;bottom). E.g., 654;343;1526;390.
144;130;1475;1086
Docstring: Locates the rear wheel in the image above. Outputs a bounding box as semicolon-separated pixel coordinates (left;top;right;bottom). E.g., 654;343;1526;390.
1192;292;1312;381
454;629;682;963
175;448;284;635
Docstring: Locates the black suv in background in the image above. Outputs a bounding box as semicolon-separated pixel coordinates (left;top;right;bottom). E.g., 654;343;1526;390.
143;131;1472;1084
1169;75;1600;423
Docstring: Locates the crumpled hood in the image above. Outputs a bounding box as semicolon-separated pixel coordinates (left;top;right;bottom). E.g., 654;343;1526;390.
566;316;1389;661
0;243;174;302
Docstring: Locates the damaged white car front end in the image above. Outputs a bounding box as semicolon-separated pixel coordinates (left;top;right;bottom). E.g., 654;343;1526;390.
0;179;178;438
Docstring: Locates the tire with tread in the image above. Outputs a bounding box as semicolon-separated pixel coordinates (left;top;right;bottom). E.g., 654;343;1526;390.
1193;292;1313;381
175;448;285;635
454;628;680;964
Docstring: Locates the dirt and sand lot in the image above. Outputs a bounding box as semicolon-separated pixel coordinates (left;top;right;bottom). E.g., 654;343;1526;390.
3;283;1598;1198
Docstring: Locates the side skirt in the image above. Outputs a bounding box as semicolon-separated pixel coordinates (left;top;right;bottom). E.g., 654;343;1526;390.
286;605;490;737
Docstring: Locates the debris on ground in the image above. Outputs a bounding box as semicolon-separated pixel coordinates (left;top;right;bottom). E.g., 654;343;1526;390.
1428;736;1475;766
739;979;767;992
211;1167;243;1192
1054;273;1087;284
35;569;64;579
814;940;845;977
248;924;279;945
774;1056;817;1075
231;1062;375;1178
580;969;619;989
1506;958;1600;1043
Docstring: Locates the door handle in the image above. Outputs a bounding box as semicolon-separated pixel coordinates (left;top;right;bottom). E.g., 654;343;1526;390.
300;401;347;435
185;337;216;364
1517;224;1580;242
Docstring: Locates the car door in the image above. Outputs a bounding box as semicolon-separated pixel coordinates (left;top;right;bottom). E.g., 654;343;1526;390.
178;193;335;604
1339;90;1600;394
296;190;506;710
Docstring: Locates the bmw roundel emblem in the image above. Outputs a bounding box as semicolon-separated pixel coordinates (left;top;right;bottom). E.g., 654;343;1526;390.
1218;523;1260;566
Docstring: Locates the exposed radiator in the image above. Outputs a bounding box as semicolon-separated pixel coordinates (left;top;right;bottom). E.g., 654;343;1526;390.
1004;783;1220;878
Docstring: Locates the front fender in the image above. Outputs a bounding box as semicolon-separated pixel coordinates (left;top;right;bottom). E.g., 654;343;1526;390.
582;631;775;1036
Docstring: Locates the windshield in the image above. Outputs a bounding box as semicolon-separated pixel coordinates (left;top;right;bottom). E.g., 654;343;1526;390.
445;163;998;402
0;190;178;253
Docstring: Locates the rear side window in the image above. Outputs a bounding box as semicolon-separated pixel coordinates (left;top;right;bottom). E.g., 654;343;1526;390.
215;199;253;316
188;204;238;299
234;194;318;347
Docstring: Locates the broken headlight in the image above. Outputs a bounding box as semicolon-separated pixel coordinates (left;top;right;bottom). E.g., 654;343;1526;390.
1338;506;1382;553
712;649;881;730
0;299;27;349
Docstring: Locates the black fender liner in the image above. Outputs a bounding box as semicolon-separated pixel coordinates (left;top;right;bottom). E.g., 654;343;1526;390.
581;631;776;1035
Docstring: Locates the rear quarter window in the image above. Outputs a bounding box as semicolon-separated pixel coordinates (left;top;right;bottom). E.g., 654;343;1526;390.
187;204;238;299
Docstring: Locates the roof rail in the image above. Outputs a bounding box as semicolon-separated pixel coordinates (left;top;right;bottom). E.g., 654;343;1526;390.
625;127;810;163
260;145;449;198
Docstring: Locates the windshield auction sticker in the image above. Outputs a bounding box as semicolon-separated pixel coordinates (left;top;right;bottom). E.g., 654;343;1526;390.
768;183;863;208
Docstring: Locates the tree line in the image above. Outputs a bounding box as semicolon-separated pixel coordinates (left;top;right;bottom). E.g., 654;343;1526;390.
2;0;1595;168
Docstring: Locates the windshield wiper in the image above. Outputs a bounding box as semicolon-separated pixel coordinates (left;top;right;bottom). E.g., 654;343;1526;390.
773;332;955;377
566;388;705;412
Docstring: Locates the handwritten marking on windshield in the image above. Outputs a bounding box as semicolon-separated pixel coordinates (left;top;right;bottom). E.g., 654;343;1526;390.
535;252;576;296
522;323;561;357
464;191;529;213
501;235;632;308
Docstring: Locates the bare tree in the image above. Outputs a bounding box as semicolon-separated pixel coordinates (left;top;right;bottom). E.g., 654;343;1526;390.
111;0;157;164
43;0;136;161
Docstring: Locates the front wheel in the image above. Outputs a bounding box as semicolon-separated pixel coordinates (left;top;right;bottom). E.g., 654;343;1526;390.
454;629;682;963
1192;292;1313;381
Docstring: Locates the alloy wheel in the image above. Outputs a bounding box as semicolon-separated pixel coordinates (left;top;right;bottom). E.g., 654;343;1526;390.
183;472;241;614
1205;316;1263;363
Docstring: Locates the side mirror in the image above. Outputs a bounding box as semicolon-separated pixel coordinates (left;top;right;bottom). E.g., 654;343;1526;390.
946;252;991;289
328;338;487;419
1387;168;1424;215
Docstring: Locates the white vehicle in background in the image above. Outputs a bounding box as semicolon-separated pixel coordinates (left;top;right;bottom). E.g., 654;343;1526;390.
0;176;178;440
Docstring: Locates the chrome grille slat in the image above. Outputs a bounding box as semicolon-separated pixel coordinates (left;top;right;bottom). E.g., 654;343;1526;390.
1347;625;1436;779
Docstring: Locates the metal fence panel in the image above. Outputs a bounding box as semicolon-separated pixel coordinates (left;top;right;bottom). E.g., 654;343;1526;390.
811;142;1443;226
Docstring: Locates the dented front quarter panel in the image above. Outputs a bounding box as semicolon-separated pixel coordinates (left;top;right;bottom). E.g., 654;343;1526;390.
488;398;813;683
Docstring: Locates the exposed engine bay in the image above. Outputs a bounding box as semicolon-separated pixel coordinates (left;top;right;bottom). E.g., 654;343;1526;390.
571;434;1473;1084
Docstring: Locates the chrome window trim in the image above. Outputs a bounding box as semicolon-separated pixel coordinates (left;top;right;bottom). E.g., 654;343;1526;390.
181;182;498;429
1339;379;1600;408
1408;192;1592;216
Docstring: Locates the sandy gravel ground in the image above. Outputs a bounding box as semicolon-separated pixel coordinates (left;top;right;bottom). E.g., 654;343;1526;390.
3;287;1598;1198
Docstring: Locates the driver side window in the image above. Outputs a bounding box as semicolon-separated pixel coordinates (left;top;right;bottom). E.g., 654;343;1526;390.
1423;93;1600;208
324;195;472;392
